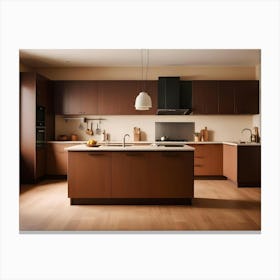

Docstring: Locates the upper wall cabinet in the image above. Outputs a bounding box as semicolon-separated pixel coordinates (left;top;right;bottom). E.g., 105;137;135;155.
54;81;98;115
192;80;259;115
54;80;157;115
218;81;259;114
192;81;219;114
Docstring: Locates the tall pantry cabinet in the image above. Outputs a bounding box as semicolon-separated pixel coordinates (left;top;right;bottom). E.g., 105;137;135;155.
20;72;54;184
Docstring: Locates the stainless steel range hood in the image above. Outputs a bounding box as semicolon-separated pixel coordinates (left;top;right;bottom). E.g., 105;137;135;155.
157;77;192;115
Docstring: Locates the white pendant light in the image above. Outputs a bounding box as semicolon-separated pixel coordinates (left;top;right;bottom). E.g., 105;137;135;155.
135;91;152;110
135;49;152;110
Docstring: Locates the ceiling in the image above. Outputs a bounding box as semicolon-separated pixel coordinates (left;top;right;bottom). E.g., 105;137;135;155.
20;49;261;68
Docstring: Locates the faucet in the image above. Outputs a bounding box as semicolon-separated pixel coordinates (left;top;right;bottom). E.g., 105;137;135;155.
123;134;130;147
241;128;252;142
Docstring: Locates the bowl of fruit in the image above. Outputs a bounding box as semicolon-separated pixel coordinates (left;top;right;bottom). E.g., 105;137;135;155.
86;139;99;147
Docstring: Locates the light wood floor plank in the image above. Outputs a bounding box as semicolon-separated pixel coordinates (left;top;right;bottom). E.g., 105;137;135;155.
20;180;261;231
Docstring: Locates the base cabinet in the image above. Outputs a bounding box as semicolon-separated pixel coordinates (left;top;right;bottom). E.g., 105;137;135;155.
47;143;80;175
112;152;151;198
223;144;261;187
68;152;112;198
188;144;223;176
68;151;194;200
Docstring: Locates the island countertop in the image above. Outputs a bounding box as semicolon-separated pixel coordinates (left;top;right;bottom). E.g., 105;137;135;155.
65;143;195;152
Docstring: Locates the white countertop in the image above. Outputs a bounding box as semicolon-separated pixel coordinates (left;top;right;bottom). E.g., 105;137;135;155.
66;144;195;152
51;140;261;147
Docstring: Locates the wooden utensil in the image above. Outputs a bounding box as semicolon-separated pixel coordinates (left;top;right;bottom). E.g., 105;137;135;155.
133;127;141;141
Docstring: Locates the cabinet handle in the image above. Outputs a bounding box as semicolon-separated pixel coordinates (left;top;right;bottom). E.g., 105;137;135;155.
161;152;180;157
194;164;203;167
195;156;204;159
125;152;142;156
88;153;106;156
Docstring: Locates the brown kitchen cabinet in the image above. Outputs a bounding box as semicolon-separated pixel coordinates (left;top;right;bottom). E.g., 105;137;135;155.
98;80;157;115
234;81;259;114
68;152;112;198
68;151;194;203
218;81;259;114
112;151;193;198
46;143;80;175
98;81;136;115
54;81;98;115
188;144;223;176
149;152;194;198
112;152;151;197
192;81;219;114
192;80;259;115
54;80;157;115
218;81;235;114
223;144;261;187
20;72;53;184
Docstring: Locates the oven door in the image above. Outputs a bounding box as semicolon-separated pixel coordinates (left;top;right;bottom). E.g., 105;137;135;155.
36;127;46;147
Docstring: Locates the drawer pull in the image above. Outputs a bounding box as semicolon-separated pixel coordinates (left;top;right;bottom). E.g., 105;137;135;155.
126;153;142;156
88;153;106;156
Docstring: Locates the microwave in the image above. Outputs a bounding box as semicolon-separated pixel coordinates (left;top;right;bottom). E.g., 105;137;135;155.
36;106;45;127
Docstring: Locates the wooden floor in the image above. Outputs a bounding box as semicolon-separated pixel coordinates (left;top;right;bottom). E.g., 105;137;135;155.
19;180;261;231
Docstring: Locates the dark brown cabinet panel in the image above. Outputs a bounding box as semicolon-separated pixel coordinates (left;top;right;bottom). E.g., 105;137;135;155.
149;152;194;198
68;152;112;198
68;151;194;201
193;80;259;115
54;80;157;115
237;145;261;187
192;81;219;114
46;143;81;175
99;80;157;115
234;81;259;114
54;81;98;115
20;72;53;183
112;152;151;197
223;144;261;187
218;81;235;114
188;144;223;176
112;151;193;198
219;81;259;115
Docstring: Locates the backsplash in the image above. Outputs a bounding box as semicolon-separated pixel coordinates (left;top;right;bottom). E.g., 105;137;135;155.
55;115;257;142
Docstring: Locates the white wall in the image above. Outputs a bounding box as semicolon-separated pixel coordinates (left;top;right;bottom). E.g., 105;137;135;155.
55;114;255;142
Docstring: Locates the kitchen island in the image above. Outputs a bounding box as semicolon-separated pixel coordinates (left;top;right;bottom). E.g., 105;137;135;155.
66;144;194;205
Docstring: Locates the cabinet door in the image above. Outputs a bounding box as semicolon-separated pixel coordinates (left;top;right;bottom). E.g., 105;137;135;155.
238;146;261;186
98;81;121;114
218;81;235;114
68;152;111;198
54;81;81;114
189;144;223;176
192;81;219;114
223;144;237;182
119;81;139;115
112;152;151;197
234;81;259;114
79;81;99;114
149;152;194;198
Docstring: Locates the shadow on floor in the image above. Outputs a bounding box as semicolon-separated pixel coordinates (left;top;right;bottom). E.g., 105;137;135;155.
192;197;260;210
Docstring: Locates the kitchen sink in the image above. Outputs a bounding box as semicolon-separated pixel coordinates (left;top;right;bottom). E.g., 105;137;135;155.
102;144;134;147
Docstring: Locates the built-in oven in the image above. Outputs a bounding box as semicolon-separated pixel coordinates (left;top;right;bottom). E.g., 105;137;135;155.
36;106;46;147
36;127;46;147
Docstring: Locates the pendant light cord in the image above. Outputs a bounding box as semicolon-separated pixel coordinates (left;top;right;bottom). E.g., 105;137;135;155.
140;49;149;92
145;49;149;92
